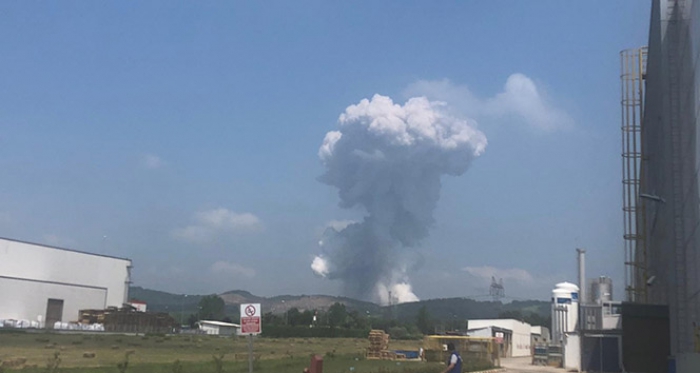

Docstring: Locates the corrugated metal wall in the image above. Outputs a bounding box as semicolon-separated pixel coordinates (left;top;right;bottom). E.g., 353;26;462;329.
621;303;670;373
0;237;131;323
0;276;107;323
581;335;622;373
641;0;700;354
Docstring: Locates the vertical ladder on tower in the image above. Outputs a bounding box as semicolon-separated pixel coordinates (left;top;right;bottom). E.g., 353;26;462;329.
620;46;647;303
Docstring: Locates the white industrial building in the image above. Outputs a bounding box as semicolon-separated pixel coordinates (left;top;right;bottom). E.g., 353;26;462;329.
467;318;532;357
466;324;513;357
0;237;132;328
197;320;240;336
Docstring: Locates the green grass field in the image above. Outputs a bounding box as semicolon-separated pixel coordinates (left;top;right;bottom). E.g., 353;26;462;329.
0;331;445;373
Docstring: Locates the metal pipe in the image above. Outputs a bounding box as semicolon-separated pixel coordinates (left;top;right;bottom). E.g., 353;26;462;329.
577;248;586;305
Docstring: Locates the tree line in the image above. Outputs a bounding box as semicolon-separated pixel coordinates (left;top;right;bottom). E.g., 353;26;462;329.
183;295;550;339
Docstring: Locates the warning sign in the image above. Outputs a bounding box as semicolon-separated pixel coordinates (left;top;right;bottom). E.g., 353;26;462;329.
240;303;261;335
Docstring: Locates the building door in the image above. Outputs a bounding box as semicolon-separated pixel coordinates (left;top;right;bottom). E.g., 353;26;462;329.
45;299;64;329
582;335;621;372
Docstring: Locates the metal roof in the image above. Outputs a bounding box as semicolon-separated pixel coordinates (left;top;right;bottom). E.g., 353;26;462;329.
198;320;241;328
0;236;132;262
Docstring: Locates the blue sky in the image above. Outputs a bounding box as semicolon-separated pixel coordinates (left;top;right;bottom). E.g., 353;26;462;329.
0;1;650;302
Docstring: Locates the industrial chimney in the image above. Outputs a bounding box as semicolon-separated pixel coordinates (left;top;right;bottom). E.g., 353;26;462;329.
577;248;586;305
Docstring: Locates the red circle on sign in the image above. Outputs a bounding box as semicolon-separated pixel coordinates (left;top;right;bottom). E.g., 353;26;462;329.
245;305;256;317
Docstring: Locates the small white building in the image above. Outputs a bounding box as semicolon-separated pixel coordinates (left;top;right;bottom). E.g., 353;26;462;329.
127;300;147;312
467;318;532;357
197;320;240;336
0;237;132;328
467;325;513;357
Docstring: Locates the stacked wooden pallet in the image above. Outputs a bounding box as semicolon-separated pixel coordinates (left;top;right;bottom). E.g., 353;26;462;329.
366;330;391;359
78;308;178;334
79;309;108;324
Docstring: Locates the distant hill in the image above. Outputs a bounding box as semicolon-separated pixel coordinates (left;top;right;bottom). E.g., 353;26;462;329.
392;298;550;327
217;289;383;315
128;286;203;313
128;286;382;316
129;286;549;324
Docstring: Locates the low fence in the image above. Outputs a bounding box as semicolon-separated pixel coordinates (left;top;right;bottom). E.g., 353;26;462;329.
262;325;369;338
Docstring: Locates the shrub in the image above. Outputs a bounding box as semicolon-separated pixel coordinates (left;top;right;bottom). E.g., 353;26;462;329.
116;351;134;373
45;351;61;373
212;354;225;373
171;360;183;373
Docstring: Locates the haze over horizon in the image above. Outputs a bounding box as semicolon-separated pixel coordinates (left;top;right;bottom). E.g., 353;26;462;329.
0;2;650;303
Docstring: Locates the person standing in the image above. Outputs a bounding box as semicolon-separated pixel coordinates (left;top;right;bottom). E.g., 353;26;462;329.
442;342;462;373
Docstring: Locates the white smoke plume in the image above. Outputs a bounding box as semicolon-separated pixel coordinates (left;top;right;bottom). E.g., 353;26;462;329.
375;280;420;305
312;94;486;305
311;255;330;277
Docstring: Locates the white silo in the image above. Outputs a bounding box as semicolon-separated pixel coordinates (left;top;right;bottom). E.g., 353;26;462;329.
551;282;580;344
590;276;613;304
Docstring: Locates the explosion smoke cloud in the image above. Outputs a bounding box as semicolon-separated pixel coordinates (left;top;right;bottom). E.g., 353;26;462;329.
313;94;486;305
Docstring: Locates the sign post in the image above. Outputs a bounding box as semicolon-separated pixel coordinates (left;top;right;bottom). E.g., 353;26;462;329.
240;303;261;373
248;334;253;373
